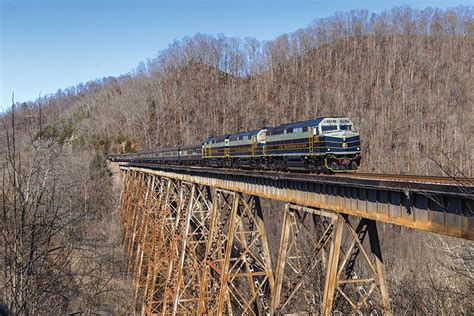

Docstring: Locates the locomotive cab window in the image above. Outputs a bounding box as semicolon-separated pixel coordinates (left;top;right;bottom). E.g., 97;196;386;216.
321;125;338;133
340;124;353;131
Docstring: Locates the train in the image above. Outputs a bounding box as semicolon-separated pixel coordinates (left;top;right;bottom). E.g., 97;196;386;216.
108;117;361;173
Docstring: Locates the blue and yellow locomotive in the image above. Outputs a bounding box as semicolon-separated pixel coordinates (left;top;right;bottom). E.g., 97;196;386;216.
202;117;360;172
109;117;361;173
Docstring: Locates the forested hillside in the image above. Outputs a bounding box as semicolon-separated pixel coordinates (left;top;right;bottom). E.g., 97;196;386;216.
1;6;472;314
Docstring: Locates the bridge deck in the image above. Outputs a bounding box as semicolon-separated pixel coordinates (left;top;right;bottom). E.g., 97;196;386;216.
120;163;473;240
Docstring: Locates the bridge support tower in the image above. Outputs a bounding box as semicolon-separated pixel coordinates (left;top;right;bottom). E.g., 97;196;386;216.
121;169;392;315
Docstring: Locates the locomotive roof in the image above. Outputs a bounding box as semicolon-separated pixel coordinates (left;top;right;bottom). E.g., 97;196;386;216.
208;129;260;142
268;117;326;131
205;134;231;142
231;129;260;137
205;117;347;142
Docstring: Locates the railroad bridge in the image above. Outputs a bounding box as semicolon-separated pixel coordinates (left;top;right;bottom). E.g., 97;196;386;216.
117;163;473;315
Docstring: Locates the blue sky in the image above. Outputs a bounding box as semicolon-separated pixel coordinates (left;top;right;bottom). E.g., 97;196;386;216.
1;0;471;110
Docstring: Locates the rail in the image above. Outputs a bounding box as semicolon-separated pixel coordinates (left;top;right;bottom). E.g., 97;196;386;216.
121;163;473;240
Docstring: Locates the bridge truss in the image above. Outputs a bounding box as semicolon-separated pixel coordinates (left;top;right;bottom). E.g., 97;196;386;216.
119;165;473;315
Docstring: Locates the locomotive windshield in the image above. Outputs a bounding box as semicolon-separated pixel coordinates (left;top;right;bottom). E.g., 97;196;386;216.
319;118;355;134
321;125;338;132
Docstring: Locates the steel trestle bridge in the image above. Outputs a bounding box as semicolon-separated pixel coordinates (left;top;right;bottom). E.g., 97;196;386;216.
117;163;473;315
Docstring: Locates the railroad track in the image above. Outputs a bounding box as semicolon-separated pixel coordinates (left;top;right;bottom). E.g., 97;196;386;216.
335;172;474;186
117;162;473;185
116;162;474;197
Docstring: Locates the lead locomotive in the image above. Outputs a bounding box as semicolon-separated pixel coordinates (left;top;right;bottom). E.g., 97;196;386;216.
109;117;361;173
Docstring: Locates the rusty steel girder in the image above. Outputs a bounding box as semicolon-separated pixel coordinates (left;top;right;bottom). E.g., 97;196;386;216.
123;165;473;240
118;163;474;315
118;168;422;315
